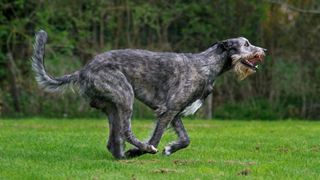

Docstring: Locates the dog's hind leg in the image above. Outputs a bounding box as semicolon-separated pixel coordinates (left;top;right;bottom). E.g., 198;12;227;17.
90;100;125;159
163;117;190;155
99;71;157;154
106;105;125;159
116;101;157;154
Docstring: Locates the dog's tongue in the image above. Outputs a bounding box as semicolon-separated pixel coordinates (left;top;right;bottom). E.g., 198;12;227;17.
248;56;262;70
252;59;259;65
250;56;263;65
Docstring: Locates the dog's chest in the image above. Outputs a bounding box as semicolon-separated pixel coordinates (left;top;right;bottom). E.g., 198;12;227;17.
181;99;203;116
180;82;214;116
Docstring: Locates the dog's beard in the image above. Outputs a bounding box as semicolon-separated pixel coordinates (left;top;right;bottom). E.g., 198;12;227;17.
233;62;256;80
231;53;261;80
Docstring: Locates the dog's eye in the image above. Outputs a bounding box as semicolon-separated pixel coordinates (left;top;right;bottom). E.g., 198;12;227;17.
244;41;249;47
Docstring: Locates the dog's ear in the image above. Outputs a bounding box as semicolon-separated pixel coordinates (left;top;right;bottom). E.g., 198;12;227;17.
214;41;228;54
221;40;232;50
211;41;232;54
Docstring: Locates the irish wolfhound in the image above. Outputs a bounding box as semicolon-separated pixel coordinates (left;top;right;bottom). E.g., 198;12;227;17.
32;30;266;159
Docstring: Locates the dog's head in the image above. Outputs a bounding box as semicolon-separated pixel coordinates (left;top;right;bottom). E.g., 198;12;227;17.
218;37;266;80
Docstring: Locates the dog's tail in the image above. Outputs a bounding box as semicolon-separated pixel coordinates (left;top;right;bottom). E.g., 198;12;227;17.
31;30;79;92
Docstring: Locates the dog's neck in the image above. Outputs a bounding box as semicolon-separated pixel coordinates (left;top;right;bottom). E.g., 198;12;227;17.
195;44;232;82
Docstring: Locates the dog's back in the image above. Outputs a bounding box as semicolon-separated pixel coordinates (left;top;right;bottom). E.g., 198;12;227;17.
78;49;200;109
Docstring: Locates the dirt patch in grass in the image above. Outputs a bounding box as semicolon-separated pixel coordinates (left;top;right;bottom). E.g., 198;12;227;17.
172;159;256;166
131;174;137;180
277;147;289;153
237;168;251;176
173;159;200;165
255;144;261;151
172;159;219;165
152;168;178;174
120;159;161;165
310;145;320;152
207;160;217;163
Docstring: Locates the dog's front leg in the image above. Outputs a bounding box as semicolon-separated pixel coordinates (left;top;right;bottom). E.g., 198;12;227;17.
148;111;178;146
125;110;178;158
163;117;190;155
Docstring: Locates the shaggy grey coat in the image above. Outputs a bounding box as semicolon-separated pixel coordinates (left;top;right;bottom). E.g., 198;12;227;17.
32;30;266;159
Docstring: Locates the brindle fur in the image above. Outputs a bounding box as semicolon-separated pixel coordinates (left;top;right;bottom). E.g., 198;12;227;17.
32;30;266;159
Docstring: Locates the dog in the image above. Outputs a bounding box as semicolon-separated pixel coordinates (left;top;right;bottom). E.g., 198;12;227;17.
32;30;266;159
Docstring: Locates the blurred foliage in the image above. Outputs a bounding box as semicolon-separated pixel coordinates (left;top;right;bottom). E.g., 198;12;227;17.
0;0;319;119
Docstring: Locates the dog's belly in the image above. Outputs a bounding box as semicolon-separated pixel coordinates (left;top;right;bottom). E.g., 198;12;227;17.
134;84;171;110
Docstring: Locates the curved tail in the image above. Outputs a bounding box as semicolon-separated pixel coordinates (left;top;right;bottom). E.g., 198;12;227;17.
31;30;79;92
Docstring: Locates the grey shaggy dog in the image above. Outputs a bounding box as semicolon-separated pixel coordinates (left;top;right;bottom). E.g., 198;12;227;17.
32;30;266;159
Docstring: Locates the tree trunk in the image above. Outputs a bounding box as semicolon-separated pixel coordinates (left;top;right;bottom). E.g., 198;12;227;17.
205;94;213;119
7;53;21;112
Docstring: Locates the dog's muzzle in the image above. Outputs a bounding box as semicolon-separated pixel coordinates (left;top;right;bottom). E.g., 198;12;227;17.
240;53;265;71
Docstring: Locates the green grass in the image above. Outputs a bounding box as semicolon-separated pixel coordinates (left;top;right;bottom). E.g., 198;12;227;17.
0;119;319;179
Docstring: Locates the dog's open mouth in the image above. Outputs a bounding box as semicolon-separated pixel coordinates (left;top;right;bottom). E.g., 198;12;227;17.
241;54;264;70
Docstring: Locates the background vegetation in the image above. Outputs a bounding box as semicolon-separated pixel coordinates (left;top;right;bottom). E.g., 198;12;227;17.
0;0;319;119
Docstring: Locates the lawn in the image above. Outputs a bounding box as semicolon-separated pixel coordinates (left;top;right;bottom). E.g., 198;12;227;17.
0;119;319;179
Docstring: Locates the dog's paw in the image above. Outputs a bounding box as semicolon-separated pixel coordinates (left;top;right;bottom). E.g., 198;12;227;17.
124;148;145;158
162;146;172;156
146;145;158;154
